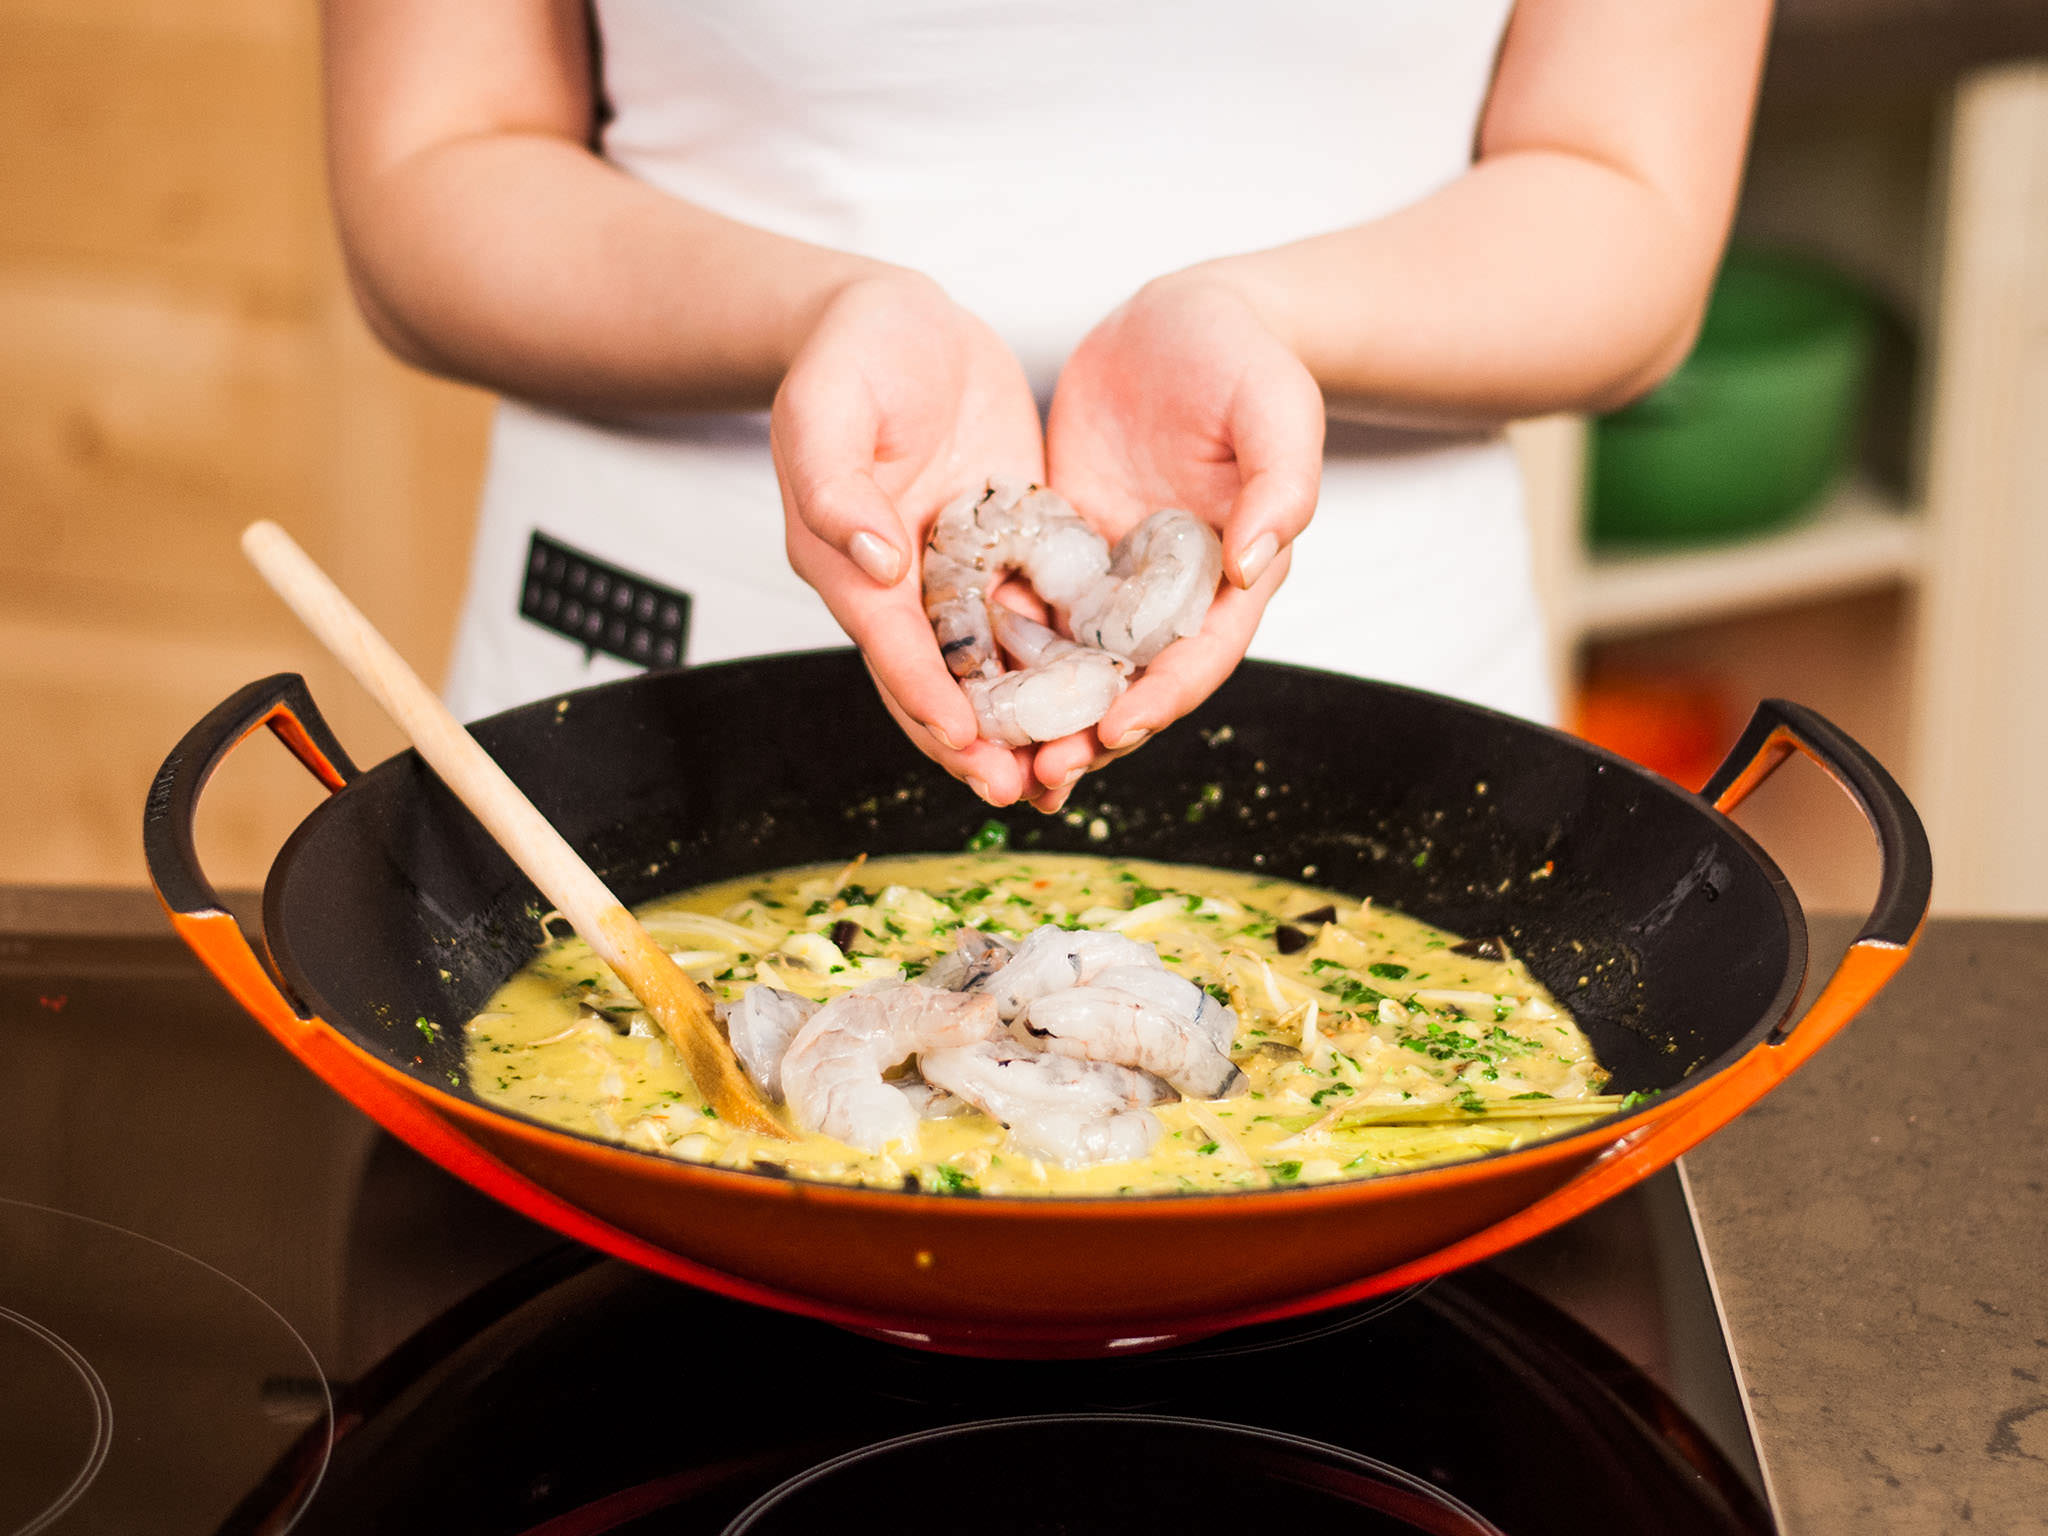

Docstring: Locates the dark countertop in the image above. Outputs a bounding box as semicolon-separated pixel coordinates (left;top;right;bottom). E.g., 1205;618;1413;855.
5;890;2044;1531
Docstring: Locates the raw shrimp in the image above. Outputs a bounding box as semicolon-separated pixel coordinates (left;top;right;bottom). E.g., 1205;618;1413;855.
1085;963;1238;1053
1021;983;1247;1100
964;608;1131;747
977;924;1162;1023
717;985;817;1101
919;1041;1166;1167
780;986;1004;1151
1065;508;1224;665
920;926;1016;992
922;548;1000;684
895;1077;972;1119
923;477;1111;684
923;480;1226;743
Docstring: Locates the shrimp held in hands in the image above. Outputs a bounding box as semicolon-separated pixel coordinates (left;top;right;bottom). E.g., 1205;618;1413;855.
780;986;1004;1151
922;479;1224;743
965;608;1130;747
1066;508;1225;666
923;477;1111;684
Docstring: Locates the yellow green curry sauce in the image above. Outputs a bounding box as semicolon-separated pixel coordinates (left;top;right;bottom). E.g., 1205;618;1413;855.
466;850;1616;1196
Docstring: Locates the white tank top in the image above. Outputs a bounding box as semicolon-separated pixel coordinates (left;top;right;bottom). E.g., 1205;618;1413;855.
445;0;1554;726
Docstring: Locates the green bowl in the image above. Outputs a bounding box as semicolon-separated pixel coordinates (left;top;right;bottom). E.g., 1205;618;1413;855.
1588;250;1879;545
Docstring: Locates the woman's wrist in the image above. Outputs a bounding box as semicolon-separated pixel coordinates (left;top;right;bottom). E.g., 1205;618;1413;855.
780;262;945;380
1143;256;1306;367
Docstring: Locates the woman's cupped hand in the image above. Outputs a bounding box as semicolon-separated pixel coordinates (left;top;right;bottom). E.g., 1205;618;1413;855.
1033;271;1324;810
772;270;1046;805
773;266;1324;811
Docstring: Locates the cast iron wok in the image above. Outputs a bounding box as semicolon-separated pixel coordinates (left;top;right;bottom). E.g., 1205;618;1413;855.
145;652;1928;1356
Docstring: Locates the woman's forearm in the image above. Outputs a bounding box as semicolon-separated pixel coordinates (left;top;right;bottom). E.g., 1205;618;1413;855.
324;0;891;415
1198;0;1771;429
1202;149;1717;428
334;132;891;414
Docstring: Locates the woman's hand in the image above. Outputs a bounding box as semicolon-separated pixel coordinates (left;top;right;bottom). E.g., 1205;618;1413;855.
772;271;1047;806
1036;271;1324;809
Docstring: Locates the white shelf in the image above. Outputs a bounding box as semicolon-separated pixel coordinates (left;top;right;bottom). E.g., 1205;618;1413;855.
1571;481;1927;640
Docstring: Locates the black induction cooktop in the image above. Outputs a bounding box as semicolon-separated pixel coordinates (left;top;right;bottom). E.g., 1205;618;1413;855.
0;919;1775;1535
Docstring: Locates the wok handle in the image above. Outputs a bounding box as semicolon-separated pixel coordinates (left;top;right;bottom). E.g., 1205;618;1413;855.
143;673;360;1027
141;677;813;1308
1327;700;1931;1302
1700;697;1930;956
1689;697;1930;1070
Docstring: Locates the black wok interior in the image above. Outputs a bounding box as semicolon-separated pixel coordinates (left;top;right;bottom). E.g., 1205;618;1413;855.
263;651;1805;1116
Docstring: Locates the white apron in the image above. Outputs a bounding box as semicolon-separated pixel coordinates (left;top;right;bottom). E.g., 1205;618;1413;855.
445;0;1554;727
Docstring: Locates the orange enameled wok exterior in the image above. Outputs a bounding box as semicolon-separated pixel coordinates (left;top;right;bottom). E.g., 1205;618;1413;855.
146;660;1929;1356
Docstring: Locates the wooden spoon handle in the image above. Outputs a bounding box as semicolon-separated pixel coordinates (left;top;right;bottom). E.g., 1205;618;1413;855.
241;520;787;1138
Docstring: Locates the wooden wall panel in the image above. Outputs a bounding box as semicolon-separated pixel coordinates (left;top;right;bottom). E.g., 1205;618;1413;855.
0;1;308;36
0;272;326;625
0;16;325;296
0;1;493;890
1;616;332;892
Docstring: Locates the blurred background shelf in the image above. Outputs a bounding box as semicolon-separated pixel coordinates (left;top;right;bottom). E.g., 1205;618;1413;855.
1572;482;1925;641
1515;58;2048;918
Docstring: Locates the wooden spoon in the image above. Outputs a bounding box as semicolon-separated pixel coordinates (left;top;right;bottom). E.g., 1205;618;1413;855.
242;520;789;1138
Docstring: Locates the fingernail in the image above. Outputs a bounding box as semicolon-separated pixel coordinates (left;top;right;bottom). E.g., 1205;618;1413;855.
966;776;992;802
1106;726;1151;752
928;719;967;751
1034;786;1073;816
1236;532;1279;589
849;531;903;585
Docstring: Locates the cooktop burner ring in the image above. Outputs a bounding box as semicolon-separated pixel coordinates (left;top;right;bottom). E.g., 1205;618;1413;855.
0;1302;113;1535
0;1199;333;1536
1165;1279;1435;1360
860;1280;1439;1398
722;1412;1507;1536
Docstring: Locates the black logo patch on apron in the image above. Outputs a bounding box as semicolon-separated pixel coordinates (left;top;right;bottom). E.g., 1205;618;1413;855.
520;531;691;668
